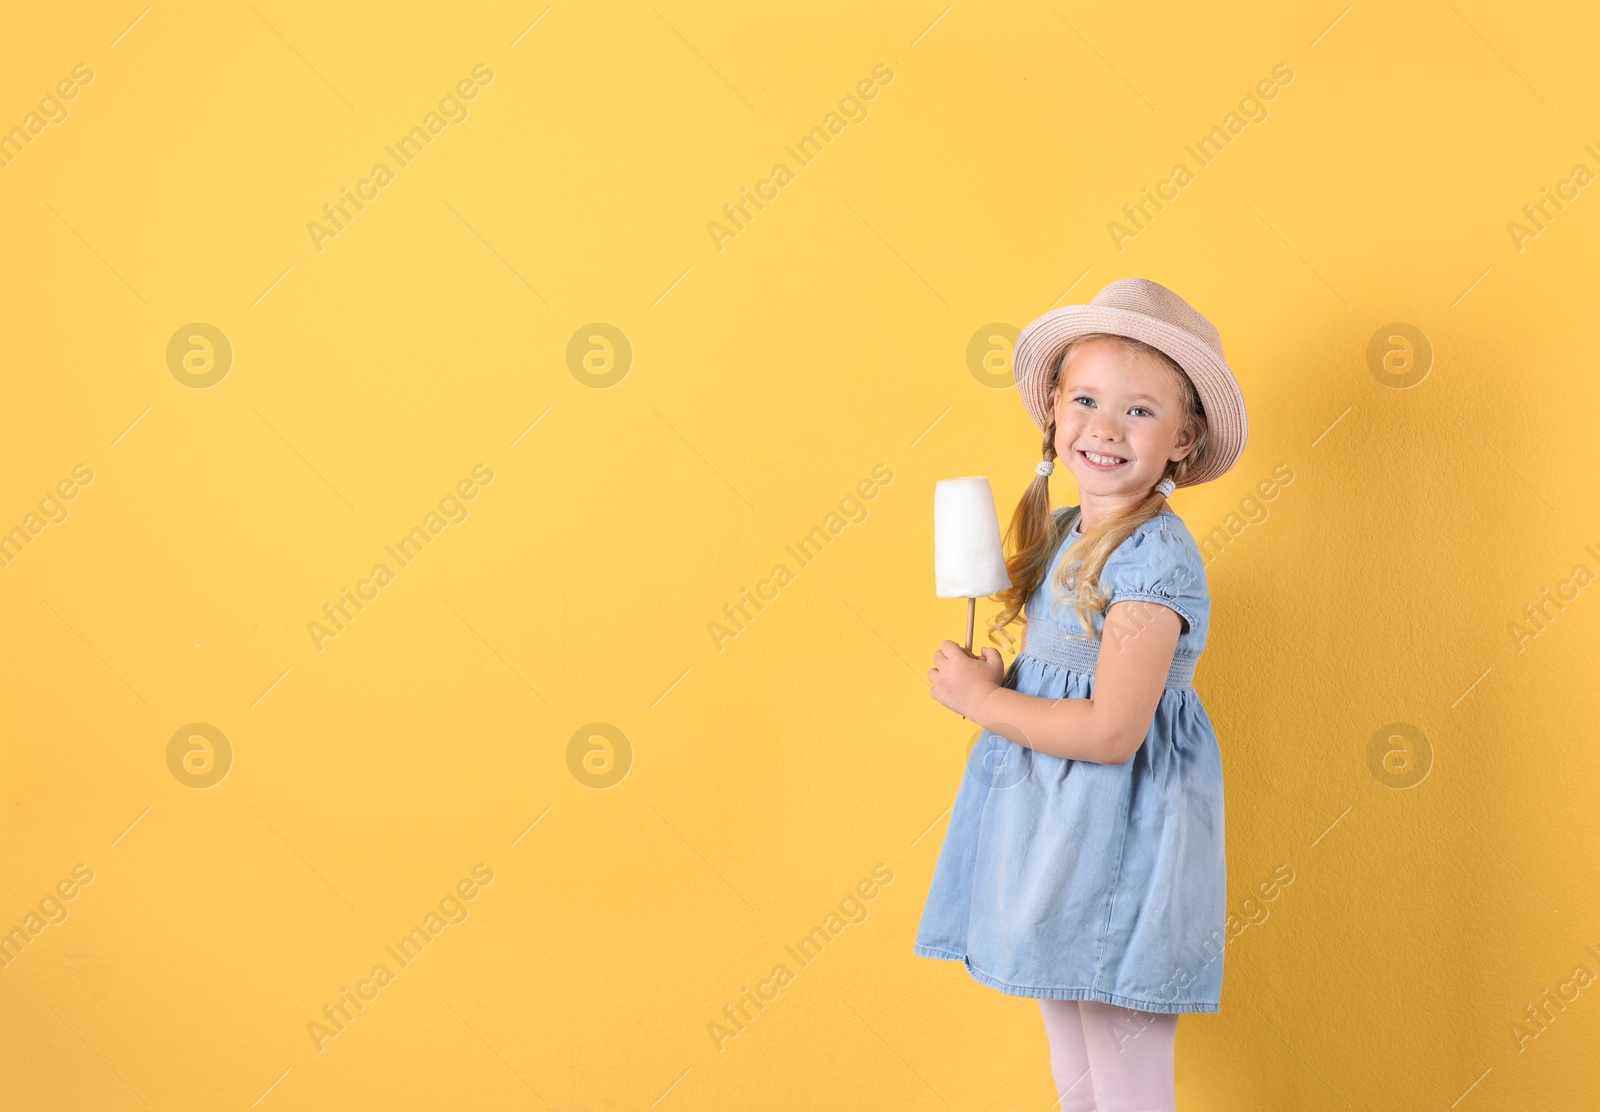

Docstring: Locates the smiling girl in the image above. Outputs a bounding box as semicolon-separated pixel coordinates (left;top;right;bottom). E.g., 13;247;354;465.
914;279;1248;1110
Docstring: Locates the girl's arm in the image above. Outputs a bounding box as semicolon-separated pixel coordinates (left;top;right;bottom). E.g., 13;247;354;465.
929;599;1182;765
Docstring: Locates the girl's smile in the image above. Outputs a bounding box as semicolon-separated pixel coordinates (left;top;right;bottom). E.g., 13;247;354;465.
1052;337;1198;527
923;279;1242;1070
1076;448;1131;472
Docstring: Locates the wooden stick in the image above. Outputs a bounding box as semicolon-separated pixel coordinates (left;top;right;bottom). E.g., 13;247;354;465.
964;597;976;654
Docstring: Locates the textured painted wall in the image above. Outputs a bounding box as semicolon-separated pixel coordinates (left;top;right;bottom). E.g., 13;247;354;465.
1;2;1597;1109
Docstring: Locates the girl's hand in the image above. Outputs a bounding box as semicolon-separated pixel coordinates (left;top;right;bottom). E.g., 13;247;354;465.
928;640;1005;721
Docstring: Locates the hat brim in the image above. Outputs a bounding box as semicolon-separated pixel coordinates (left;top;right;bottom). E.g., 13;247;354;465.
1012;304;1248;488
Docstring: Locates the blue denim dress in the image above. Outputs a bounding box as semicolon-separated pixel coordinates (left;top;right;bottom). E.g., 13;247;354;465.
914;506;1227;1014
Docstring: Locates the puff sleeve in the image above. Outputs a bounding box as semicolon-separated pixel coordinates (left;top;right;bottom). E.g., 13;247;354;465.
1098;519;1207;636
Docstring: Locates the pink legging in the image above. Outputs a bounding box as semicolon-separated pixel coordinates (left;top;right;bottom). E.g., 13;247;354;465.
1040;998;1178;1111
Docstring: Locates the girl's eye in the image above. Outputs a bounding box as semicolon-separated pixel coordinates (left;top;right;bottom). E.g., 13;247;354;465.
1071;396;1151;416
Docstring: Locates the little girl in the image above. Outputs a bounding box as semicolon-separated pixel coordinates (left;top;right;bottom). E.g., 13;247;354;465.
916;278;1248;1111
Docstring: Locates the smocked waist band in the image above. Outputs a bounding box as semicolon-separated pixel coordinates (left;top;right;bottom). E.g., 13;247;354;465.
1020;615;1197;689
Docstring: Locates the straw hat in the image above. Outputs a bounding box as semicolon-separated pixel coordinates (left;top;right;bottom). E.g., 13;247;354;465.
1012;277;1247;488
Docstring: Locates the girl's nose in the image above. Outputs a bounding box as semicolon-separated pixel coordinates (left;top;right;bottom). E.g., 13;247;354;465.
1087;411;1122;440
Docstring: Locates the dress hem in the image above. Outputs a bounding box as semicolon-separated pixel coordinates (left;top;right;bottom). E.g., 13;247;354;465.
911;944;1219;1015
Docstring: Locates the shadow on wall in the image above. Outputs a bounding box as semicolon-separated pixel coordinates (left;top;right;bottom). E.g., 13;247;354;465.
1198;300;1591;1100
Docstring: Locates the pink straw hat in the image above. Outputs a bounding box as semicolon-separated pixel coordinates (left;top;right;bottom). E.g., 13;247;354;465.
1012;277;1248;488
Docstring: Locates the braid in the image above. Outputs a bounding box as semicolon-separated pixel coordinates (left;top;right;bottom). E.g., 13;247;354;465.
1054;340;1210;632
988;332;1212;647
985;359;1071;652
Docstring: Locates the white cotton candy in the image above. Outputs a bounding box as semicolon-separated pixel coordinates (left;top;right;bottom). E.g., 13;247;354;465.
934;477;1013;598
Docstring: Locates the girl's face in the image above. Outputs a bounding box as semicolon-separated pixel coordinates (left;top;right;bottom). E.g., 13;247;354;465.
1051;337;1198;500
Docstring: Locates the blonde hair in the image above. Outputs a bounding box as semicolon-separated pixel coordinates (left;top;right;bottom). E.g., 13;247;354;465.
987;333;1210;646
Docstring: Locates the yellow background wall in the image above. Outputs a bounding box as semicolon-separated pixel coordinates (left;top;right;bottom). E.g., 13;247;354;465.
2;2;1598;1108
